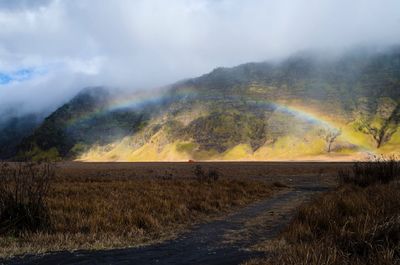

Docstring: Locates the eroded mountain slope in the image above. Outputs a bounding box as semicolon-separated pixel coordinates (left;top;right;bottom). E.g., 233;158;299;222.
13;48;400;161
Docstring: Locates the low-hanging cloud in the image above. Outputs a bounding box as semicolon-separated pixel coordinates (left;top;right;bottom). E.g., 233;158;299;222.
0;0;400;116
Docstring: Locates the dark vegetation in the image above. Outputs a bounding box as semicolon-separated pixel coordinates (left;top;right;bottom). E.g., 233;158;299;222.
194;165;220;183
0;163;54;235
247;158;400;265
0;163;274;257
338;155;400;186
186;110;266;152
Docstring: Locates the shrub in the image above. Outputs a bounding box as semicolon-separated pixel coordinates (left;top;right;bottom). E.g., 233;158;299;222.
0;162;55;235
194;165;205;182
194;165;220;183
338;155;400;187
208;168;220;182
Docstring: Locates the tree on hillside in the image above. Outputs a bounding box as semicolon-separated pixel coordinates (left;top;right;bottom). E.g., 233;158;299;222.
356;105;400;148
320;128;342;153
358;120;398;148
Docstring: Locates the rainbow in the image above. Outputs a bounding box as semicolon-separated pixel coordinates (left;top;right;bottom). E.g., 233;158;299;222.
65;88;197;129
65;90;339;132
250;99;337;130
65;89;375;154
255;100;374;153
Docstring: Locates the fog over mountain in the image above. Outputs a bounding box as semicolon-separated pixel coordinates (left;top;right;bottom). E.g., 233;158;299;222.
1;0;400;117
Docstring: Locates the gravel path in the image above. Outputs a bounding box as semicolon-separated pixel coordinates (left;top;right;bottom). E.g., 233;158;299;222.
5;184;329;265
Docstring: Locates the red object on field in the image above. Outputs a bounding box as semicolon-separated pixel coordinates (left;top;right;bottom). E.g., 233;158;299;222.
188;160;195;163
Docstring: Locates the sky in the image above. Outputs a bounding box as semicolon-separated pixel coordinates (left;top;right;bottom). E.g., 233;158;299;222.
0;0;400;116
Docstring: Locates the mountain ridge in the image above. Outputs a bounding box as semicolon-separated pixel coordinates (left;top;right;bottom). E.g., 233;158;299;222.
3;48;400;161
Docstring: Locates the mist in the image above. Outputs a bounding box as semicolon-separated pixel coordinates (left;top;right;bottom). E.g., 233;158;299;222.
0;0;400;117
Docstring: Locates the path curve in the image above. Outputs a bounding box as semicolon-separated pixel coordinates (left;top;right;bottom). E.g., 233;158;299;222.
5;184;329;265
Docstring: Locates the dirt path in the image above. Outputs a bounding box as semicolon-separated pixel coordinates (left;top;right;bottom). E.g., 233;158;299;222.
5;184;329;265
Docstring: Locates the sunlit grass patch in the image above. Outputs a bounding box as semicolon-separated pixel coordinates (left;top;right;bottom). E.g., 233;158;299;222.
1;172;275;258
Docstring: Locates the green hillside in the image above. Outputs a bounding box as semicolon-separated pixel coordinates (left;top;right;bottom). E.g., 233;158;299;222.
10;48;400;161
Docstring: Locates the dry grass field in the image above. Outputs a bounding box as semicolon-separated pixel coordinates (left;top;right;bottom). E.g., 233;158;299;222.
55;161;347;180
245;159;400;265
0;162;283;258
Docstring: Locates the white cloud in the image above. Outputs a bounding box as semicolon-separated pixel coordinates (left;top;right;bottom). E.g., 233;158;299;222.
0;0;52;11
0;0;400;115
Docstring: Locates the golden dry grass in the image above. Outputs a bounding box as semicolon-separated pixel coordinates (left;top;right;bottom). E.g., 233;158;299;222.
0;174;274;258
246;183;400;265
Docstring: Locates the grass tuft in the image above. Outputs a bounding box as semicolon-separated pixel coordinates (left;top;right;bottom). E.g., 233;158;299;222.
0;163;54;236
338;155;400;187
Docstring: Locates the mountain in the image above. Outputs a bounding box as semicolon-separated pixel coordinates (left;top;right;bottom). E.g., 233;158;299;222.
8;47;400;161
0;113;44;159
